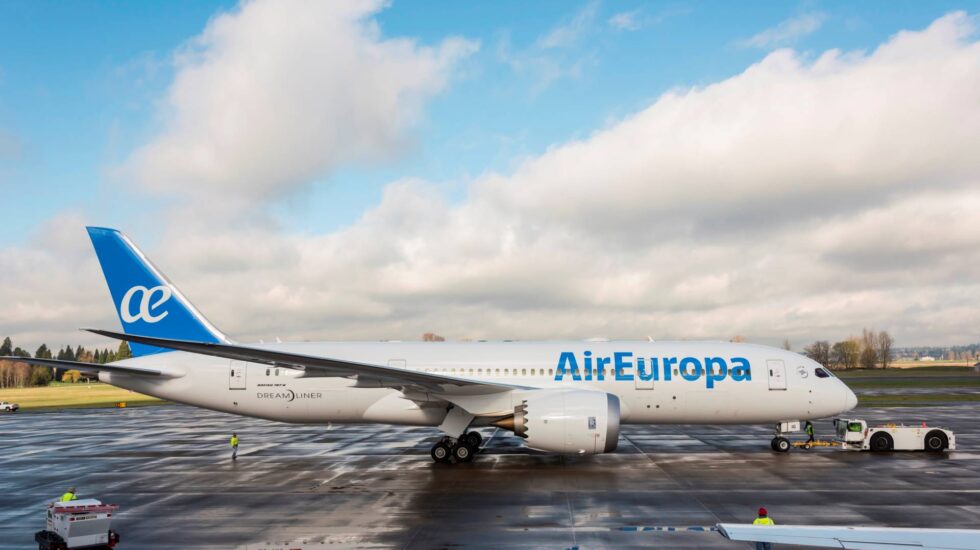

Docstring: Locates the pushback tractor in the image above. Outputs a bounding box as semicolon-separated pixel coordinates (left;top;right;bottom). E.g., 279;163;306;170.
770;418;955;452
834;418;955;452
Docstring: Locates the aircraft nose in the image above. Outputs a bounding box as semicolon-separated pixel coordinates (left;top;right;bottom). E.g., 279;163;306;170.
843;385;858;411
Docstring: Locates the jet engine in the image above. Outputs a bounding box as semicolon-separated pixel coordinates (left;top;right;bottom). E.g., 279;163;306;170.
494;389;620;454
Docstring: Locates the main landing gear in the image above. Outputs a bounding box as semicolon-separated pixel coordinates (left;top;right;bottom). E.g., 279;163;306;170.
431;431;483;464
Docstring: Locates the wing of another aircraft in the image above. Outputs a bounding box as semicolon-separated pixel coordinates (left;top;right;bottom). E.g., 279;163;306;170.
84;328;521;397
0;356;181;378
717;523;980;550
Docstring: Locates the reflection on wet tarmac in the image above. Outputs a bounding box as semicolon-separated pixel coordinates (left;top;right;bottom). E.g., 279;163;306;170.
0;404;977;548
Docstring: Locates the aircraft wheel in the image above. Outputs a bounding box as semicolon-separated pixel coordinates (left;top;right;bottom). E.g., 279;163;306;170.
431;441;452;463
924;430;947;452
772;437;791;453
869;432;893;452
453;442;474;462
463;431;482;449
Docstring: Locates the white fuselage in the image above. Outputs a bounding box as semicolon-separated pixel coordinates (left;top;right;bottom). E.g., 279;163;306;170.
100;341;857;426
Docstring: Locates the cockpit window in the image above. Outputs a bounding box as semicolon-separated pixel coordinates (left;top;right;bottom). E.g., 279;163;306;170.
814;367;831;378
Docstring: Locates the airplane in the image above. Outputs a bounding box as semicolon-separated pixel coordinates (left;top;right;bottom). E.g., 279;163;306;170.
6;227;858;463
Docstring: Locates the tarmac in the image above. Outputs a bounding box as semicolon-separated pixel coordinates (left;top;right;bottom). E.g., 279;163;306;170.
1;403;978;549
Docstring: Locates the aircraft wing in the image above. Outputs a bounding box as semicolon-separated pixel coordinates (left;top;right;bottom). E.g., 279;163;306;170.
84;328;520;396
717;523;980;550
0;356;181;378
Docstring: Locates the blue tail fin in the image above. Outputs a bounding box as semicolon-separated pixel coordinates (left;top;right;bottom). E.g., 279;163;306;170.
86;227;229;357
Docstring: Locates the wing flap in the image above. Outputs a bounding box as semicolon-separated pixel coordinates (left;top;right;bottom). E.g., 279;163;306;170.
718;523;980;550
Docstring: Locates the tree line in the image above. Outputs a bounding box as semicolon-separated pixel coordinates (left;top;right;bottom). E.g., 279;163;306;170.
0;336;132;388
803;329;894;370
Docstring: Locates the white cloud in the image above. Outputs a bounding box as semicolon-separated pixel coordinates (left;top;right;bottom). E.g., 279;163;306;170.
4;12;980;351
608;10;642;32
498;1;601;93
122;0;477;201
740;12;826;49
537;1;599;49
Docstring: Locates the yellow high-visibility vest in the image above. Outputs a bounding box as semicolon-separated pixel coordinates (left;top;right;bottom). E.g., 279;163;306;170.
753;517;774;526
230;436;239;447
60;492;77;502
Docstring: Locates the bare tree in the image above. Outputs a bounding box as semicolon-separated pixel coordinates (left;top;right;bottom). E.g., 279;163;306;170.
804;341;831;368
782;338;792;351
859;329;878;369
832;339;861;370
730;335;746;343
875;331;894;369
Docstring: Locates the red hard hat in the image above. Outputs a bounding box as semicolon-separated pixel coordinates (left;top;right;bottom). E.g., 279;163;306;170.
758;507;768;516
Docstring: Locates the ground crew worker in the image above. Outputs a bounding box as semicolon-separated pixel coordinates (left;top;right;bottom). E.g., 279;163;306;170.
753;507;775;550
230;433;239;460
804;421;815;444
60;487;77;502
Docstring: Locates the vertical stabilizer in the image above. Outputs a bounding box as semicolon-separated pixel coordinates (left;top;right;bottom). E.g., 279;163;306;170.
86;227;229;357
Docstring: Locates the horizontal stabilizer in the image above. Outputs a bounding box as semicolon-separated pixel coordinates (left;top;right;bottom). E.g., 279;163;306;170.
0;356;180;378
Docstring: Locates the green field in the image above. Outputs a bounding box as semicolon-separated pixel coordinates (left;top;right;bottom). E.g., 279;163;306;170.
836;366;980;407
838;366;975;377
0;382;165;411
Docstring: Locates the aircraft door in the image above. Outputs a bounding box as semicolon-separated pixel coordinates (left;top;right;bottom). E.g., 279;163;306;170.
767;359;786;390
229;360;247;390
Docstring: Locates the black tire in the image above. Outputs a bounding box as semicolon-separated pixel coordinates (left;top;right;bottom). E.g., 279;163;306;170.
431;441;452;463
453;443;474;462
924;430;947;452
463;431;482;449
773;437;791;453
869;432;893;452
770;438;778;451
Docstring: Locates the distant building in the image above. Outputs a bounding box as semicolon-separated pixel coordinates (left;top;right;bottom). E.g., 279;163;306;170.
918;356;936;362
423;333;445;342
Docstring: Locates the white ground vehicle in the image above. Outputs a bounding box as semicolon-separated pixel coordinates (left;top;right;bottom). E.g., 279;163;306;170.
35;499;120;550
0;401;19;412
834;418;955;452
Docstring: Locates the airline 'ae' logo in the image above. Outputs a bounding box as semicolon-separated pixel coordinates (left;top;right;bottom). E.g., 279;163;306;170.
120;285;173;323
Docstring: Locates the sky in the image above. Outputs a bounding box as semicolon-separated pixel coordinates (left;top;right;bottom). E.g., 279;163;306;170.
1;0;979;351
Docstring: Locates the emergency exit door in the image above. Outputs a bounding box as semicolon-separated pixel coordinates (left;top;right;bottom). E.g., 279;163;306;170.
229;361;247;390
767;359;786;390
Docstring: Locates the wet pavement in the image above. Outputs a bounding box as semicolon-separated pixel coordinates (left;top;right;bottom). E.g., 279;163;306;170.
1;404;978;549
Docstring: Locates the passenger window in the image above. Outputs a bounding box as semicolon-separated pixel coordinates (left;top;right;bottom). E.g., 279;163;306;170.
815;368;831;378
522;368;527;376
549;369;554;376
531;369;536;376
275;368;280;376
265;369;270;376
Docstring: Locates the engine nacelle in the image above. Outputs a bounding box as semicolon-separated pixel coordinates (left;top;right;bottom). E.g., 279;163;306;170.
502;389;620;455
